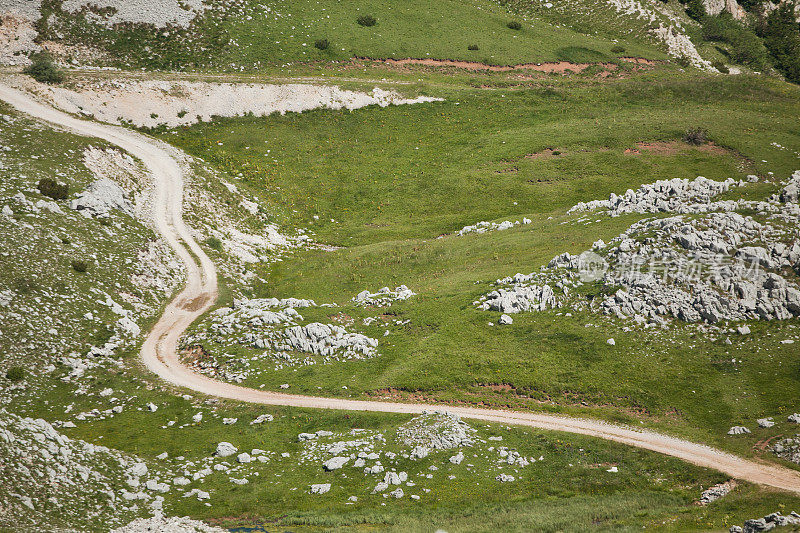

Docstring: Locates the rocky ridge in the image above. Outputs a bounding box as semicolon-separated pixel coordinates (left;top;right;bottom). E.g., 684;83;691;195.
478;171;800;327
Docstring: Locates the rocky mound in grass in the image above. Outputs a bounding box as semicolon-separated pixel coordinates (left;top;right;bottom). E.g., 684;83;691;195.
396;411;476;450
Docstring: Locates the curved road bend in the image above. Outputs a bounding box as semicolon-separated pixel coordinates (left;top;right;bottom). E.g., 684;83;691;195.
1;82;798;494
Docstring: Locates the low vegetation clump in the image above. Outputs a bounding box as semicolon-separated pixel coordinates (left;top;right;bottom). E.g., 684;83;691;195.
314;39;329;50
467;44;479;51
682;127;709;145
205;237;223;251
71;260;89;273
611;46;626;54
5;367;25;383
712;59;729;73
357;15;377;27
507;20;522;30
23;52;64;84
37;178;69;200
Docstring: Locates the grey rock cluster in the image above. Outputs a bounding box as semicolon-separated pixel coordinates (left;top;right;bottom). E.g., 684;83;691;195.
729;511;800;533
771;434;800;464
70;178;134;218
452;217;532;237
478;283;559;314
484;170;800;327
0;409;169;527
353;285;416;307
728;426;751;435
185;295;380;376
568;176;742;216
396;411;476;450
272;323;378;360
699;480;736;505
780;172;800;203
111;512;226;533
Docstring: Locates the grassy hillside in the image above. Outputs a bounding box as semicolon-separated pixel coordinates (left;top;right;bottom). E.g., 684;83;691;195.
37;0;666;71
164;68;800;453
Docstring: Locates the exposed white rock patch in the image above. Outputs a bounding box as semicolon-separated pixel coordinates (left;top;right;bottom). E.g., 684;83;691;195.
35;79;443;128
353;285;416;307
111;513;226;532
182;297;379;377
70;178;134;218
567;176;741;216
0;2;42;66
699;480;737;505
397;411;476;450
727;426;751;435
61;0;207;29
450;217;532;237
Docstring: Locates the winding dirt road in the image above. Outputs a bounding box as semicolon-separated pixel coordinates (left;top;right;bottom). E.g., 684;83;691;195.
2;81;799;494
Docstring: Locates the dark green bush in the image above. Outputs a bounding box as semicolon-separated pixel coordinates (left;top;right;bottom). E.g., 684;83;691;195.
712;59;730;73
206;237;223;251
610;45;626;54
37;177;68;200
467;44;479;51
357;15;376;26
685;0;706;21
71;260;88;273
701;14;770;70
177;109;188;118
314;39;329;50
507;21;522;30
728;30;770;70
683;127;709;145
6;367;25;383
23;52;64;84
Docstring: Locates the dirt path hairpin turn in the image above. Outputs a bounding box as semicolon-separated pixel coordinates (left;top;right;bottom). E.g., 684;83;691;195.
2;81;799;494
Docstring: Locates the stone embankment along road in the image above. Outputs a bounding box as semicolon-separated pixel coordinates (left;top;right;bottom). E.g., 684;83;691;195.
2;80;799;494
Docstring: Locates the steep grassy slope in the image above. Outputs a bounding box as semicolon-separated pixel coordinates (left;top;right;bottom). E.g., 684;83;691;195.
165;69;800;453
36;0;666;70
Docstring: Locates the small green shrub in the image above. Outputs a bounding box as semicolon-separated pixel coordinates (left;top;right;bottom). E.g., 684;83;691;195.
23;52;64;84
357;15;376;27
711;59;730;73
71;260;88;273
206;237;223;251
507;21;522;30
676;56;692;68
37;178;68;200
683;127;709;145
552;150;562;156
6;367;25;382
467;44;479;51
177;109;188;118
610;45;626;54
150;113;159;119
314;39;329;50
